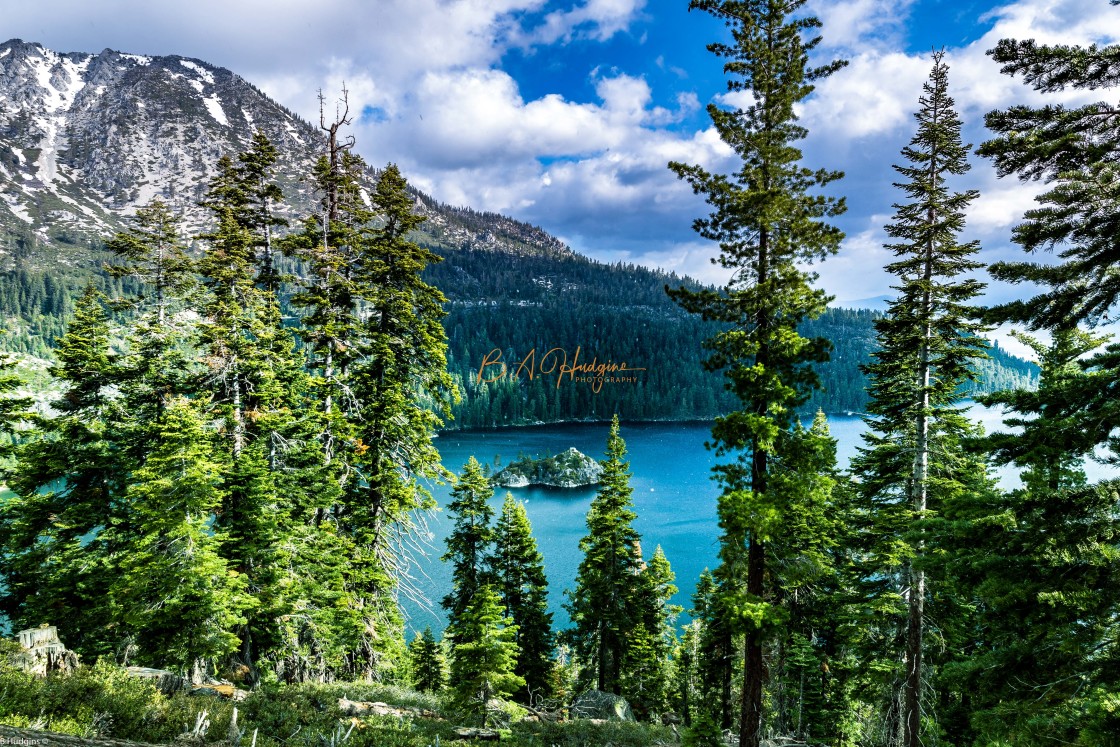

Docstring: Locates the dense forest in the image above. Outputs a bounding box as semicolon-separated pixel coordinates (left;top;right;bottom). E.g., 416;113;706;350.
0;239;1037;427
0;1;1117;746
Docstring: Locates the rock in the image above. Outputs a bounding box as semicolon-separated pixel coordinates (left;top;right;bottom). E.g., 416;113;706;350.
453;727;501;740
337;697;440;720
492;447;604;488
569;689;635;722
189;683;249;701
10;624;79;676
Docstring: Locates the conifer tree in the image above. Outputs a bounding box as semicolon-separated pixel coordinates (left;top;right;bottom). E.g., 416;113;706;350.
0;350;29;461
566;415;645;694
340;162;457;677
979;30;1120;329
105;198;193;324
0;288;125;656
668;2;845;744
450;584;525;722
443;457;496;640
851;53;989;747
940;328;1120;742
491;492;554;702
624;545;680;717
112;398;249;673
410;626;446;694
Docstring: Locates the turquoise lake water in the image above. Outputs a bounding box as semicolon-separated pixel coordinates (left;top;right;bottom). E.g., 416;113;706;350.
405;409;1115;635
407;415;865;633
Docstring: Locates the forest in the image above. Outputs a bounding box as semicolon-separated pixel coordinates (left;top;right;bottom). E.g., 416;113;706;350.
0;1;1117;746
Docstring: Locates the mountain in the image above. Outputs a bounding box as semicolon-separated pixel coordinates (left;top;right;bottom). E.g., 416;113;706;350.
0;38;1039;425
0;38;570;264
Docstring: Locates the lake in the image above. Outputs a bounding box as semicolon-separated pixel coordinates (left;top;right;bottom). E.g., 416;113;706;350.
404;409;1114;635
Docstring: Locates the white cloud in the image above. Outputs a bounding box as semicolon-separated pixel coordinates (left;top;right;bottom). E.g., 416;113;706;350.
808;0;917;50
520;0;648;44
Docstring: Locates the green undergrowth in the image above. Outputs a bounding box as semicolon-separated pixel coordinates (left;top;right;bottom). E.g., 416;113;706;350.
0;657;676;746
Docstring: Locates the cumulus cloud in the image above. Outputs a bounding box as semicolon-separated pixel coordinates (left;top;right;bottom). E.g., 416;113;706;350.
6;0;1120;291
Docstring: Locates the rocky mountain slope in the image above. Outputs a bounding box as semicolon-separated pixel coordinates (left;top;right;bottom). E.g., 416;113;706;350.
0;38;570;267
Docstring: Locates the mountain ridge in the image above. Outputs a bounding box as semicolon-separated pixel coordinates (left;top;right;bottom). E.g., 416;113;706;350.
0;38;573;266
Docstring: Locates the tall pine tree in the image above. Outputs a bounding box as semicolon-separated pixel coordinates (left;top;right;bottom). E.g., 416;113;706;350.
491;492;554;703
850;53;989;747
668;2;845;744
566;415;645;695
443;457;496;641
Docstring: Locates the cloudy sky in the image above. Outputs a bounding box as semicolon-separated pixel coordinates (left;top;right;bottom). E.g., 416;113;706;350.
4;0;1120;312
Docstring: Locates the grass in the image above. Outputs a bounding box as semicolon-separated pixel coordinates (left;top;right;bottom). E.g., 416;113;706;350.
0;656;677;746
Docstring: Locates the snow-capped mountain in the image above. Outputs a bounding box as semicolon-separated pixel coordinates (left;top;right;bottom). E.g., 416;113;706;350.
0;38;570;263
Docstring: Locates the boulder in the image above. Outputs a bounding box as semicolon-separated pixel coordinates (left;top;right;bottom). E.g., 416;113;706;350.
569;689;634;722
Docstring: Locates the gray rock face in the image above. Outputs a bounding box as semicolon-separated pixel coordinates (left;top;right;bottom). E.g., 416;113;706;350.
492;447;603;488
0;38;575;271
570;689;635;722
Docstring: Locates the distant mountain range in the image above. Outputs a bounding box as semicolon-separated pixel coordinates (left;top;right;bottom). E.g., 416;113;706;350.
0;38;1038;426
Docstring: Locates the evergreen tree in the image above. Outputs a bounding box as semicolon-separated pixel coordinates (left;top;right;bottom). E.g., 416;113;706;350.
624;545;680;717
0;349;31;461
0;288;125;657
409;626;446;694
450;584;525;723
667;2;845;744
979;29;1120;329
491;492;554;703
443;457;496;640
566;415;645;694
104;198;193;324
112;398;249;673
940;328;1120;743
850;53;989;747
340;162;457;678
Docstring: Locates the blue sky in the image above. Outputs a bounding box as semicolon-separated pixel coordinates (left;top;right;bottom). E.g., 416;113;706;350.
3;0;1120;319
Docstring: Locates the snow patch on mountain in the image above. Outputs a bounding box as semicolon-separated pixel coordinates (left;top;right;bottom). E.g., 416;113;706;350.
180;60;214;84
204;95;229;127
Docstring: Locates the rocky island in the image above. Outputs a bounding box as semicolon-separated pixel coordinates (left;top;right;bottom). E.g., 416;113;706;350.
491;447;604;488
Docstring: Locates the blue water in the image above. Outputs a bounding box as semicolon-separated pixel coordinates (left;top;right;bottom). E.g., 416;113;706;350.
405;416;867;634
405;410;1116;635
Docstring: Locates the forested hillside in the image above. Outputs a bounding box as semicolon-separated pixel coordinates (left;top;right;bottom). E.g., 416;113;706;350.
0;241;1037;428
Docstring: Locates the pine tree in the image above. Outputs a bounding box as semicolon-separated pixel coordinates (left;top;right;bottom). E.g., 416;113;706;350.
0;349;31;461
667;3;845;744
112;398;249;673
450;584;525;722
410;626;446;694
624;545;680;717
0;288;125;657
104;198;193;324
978;31;1120;329
566;415;645;694
850;53;989;747
939;328;1120;743
340;162;457;678
443;457;496;640
491;492;555;703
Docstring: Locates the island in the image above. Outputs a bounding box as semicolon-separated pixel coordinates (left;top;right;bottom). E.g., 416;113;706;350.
491;447;604;488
